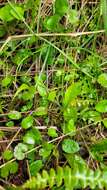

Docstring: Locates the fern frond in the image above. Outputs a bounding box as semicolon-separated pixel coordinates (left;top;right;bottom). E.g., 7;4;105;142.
22;164;107;190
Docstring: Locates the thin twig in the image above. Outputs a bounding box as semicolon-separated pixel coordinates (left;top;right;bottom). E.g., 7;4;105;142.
0;30;105;52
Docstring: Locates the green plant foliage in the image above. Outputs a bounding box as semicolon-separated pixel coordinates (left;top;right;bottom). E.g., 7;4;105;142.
103;118;107;128
55;0;69;16
2;76;12;87
48;90;56;102
36;82;47;97
39;143;54;159
82;111;101;123
98;73;107;87
63;82;81;107
30;160;43;176
44;15;60;30
91;138;107;153
6;121;14;127
67;9;79;25
8;111;22;120
22;163;107;190
13;83;29;99
23;128;42;145
0;162;18;178
2;150;13;161
0;25;6;37
12;49;31;66
21;115;34;129
63;106;77;122
63;119;76;135
0;4;24;22
95;100;107;113
0;0;106;189
62;139;80;153
14;143;28;160
48;128;58;138
101;0;107;32
34;107;47;116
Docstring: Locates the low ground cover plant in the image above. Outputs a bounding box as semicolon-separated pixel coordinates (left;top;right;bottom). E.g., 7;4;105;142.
0;0;107;189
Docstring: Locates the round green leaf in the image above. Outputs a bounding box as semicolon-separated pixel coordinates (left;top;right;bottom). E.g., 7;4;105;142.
55;0;69;16
44;15;60;30
48;128;58;138
98;73;107;88
23;130;37;145
95;100;107;113
62;139;80;153
2;150;13;161
2;76;12;87
14;143;28;160
21;115;33;129
8;111;22;120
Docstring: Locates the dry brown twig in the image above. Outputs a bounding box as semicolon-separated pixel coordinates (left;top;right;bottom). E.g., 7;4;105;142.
0;30;105;52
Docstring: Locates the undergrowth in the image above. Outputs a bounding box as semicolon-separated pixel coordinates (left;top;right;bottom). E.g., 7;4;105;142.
0;0;107;190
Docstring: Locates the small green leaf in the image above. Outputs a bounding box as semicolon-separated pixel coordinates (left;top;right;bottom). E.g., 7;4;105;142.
23;128;42;145
48;128;58;138
14;143;28;160
68;9;78;25
39;143;53;159
8;111;22;120
10;6;24;20
63;82;81;107
0;162;18;178
37;84;47;97
103;118;107;128
2;150;13;161
2;76;12;87
23;132;36;145
0;164;9;178
62;139;80;153
98;73;107;88
0;4;24;22
6;121;14;127
95;100;107;113
82;111;101;123
13;83;29;100
48;90;56;102
63;119;76;136
63;106;77;122
35;107;47;116
91;138;107;153
9;162;18;174
0;4;14;22
21;115;33;129
30;160;43;176
21;86;36;101
55;0;69;16
44;15;60;30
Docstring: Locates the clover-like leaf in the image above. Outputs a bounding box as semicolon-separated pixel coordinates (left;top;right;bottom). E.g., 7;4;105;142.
14;143;28;160
62;139;80;153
